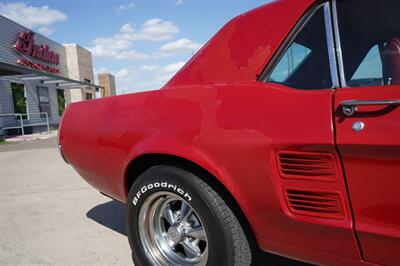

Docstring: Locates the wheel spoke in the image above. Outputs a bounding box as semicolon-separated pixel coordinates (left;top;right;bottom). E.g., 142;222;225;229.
163;232;178;248
141;193;208;264
168;240;178;249
186;226;207;241
162;204;176;225
181;239;201;259
180;202;193;223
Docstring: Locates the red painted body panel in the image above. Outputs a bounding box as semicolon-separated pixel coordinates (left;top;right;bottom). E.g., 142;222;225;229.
334;86;400;266
60;83;360;264
58;1;396;265
166;0;314;87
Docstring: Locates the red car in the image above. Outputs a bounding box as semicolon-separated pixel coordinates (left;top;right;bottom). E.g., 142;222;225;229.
59;0;400;265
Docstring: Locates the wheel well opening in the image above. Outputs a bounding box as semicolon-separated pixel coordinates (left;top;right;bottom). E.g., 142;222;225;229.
125;153;258;249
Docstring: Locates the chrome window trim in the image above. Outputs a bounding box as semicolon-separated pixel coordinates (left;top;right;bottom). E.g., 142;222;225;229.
324;2;340;88
331;0;347;87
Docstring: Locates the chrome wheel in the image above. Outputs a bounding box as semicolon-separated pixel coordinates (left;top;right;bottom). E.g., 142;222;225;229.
138;192;208;266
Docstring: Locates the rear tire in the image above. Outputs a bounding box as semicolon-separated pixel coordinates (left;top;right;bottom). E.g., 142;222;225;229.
126;165;252;266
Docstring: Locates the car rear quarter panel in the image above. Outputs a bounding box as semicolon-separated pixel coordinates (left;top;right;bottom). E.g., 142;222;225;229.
60;82;360;262
58;0;365;263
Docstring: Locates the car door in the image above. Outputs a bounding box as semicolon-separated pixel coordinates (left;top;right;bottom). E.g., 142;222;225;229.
333;0;400;265
253;2;362;261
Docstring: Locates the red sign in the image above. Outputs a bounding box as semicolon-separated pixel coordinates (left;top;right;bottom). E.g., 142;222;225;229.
16;58;60;74
13;31;60;74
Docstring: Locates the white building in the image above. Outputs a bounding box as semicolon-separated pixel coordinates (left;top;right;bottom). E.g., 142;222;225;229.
0;15;110;136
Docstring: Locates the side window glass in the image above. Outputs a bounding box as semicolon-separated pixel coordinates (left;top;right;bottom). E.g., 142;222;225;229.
337;0;400;87
349;45;383;87
265;7;332;90
268;43;311;83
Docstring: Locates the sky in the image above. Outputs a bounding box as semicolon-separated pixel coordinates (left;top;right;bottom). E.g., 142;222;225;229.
0;0;268;94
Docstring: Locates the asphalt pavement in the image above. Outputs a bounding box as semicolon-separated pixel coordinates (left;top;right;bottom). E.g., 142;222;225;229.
0;137;307;265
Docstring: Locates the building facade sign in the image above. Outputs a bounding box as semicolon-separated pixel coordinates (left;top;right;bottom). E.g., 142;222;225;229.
0;15;108;137
13;31;60;74
0;15;68;77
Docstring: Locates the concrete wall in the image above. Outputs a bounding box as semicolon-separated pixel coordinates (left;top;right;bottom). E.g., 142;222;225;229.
98;73;116;97
77;46;94;83
64;44;95;103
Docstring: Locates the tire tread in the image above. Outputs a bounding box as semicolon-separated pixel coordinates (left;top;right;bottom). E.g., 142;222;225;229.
187;167;252;266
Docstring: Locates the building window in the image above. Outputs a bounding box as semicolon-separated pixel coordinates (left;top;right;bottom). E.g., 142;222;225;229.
57;89;66;116
11;82;27;118
85;93;93;100
37;86;51;117
84;79;91;84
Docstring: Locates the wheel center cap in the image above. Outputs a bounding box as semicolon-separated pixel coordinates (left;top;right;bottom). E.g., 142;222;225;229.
167;226;183;243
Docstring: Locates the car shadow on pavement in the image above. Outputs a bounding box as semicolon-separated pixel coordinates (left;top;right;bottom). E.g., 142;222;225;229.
86;199;126;235
87;200;310;266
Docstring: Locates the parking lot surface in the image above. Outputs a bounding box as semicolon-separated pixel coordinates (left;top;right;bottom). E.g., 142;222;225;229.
1;139;132;265
0;138;307;265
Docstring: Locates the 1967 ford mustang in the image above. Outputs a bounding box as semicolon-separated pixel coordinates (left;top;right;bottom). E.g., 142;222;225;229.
58;0;400;265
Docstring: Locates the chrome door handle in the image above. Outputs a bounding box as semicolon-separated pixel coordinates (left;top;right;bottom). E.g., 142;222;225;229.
340;99;400;116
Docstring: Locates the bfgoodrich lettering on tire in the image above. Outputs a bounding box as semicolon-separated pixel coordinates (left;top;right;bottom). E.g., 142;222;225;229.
126;165;252;266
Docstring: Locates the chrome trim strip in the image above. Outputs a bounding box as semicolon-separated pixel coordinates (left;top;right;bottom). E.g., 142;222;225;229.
58;144;69;164
324;2;340;88
340;99;400;107
340;99;400;116
331;0;347;87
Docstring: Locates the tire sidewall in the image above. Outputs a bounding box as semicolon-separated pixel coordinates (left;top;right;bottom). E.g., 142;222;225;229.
126;166;230;266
